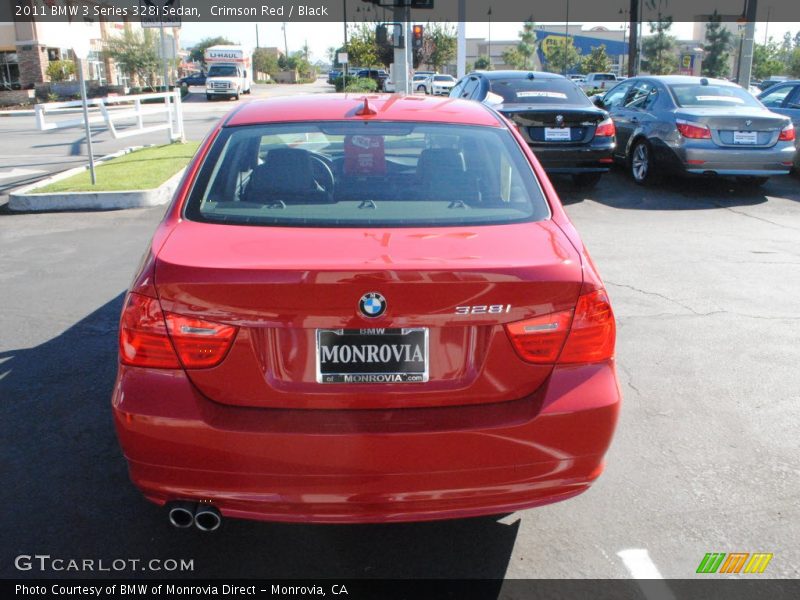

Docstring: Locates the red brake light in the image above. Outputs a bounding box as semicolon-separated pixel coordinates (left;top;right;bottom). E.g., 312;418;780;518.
676;120;711;139
779;123;795;141
505;289;616;365
119;293;180;369
595;117;615;137
164;313;238;369
559;289;616;363
505;310;572;364
119;292;238;369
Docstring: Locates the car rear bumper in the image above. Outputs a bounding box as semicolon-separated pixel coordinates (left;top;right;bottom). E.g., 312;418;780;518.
531;141;615;174
663;140;796;175
112;361;621;523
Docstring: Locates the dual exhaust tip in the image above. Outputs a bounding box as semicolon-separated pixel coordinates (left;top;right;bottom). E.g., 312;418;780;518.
167;501;221;531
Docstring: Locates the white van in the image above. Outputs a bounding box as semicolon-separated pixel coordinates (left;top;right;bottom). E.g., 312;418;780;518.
204;45;253;101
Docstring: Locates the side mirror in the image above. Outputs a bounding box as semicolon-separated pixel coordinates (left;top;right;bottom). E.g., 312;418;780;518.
591;94;605;108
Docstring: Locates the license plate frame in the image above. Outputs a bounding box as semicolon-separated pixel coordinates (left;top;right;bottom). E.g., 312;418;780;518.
544;127;572;141
733;130;758;145
316;328;429;384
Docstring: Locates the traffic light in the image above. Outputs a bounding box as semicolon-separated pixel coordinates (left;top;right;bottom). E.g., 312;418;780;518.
376;24;388;45
412;25;424;49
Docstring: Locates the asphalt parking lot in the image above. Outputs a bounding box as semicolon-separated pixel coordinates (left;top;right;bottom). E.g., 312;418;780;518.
1;169;798;580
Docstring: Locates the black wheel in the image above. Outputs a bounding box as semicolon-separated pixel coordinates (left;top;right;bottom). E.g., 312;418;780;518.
736;176;769;187
572;173;603;189
630;139;656;185
417;85;427;93
206;94;212;101
233;92;240;101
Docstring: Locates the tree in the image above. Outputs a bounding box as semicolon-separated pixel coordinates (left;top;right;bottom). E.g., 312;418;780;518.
46;59;75;82
581;45;611;74
542;38;582;73
345;24;379;68
790;47;800;78
189;36;234;63
702;12;732;77
516;20;538;69
752;40;784;80
253;48;280;79
473;55;492;70
105;26;160;88
416;23;457;72
641;16;677;75
502;47;526;70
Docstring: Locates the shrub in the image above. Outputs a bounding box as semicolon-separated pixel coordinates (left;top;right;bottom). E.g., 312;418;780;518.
343;78;377;93
46;60;75;82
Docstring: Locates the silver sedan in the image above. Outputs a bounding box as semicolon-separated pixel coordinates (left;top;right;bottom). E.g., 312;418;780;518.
593;75;796;185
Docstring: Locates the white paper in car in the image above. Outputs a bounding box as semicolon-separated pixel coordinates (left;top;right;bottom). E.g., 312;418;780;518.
517;91;568;99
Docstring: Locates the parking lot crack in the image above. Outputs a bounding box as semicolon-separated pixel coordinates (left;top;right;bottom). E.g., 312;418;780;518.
606;281;711;316
710;203;800;232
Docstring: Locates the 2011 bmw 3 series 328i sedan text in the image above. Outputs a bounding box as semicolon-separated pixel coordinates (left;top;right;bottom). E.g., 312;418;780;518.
112;94;621;530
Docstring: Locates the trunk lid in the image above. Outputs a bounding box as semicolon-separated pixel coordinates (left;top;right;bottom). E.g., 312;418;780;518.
154;220;583;409
675;107;790;148
501;105;606;145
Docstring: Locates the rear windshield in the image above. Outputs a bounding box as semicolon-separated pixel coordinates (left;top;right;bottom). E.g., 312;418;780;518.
669;84;761;108
488;78;590;105
208;66;238;77
184;121;549;227
592;74;616;81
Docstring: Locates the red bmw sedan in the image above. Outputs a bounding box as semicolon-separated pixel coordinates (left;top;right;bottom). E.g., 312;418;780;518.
112;94;621;530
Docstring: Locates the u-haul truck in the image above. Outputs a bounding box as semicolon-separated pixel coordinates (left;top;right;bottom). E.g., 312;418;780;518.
204;45;253;101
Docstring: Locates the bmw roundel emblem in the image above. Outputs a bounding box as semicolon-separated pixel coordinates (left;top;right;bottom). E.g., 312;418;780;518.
359;292;386;318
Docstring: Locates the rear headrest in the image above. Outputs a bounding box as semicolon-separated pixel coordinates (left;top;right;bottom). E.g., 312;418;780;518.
244;148;323;202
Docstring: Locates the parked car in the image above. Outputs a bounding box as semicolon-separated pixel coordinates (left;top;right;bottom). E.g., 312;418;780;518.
357;69;389;89
177;71;206;87
412;73;431;92
112;94;620;528
569;74;586;84
757;77;789;92
421;74;457;95
592;75;796;185
327;70;341;84
451;70;616;188
581;73;619;92
757;80;800;170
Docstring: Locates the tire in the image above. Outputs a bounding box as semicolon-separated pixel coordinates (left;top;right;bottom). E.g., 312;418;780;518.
572;173;603;189
417;85;427;93
206;94;212;101
233;92;240;101
630;139;656;185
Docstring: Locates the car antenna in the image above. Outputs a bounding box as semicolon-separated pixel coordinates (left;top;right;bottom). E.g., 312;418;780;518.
356;97;378;116
528;72;535;79
700;78;709;86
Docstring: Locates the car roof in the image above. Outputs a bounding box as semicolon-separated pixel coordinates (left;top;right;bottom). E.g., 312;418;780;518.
225;94;504;128
471;70;566;81
636;75;740;86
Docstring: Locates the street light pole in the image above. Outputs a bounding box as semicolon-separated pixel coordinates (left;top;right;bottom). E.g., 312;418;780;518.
342;0;347;88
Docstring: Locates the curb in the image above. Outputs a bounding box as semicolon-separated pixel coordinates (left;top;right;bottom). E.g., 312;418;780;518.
8;146;184;212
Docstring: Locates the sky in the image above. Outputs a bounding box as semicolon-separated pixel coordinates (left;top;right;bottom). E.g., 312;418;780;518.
180;21;800;63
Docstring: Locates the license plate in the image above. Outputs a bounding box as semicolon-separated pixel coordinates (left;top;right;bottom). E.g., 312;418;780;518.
316;328;429;384
544;127;571;141
733;131;758;144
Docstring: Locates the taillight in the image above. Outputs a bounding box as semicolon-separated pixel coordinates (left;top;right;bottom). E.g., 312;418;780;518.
505;289;615;365
164;313;238;369
676;120;711;139
559;289;616;363
779;123;795;141
595;117;615;137
119;292;237;369
119;293;180;369
505;310;572;364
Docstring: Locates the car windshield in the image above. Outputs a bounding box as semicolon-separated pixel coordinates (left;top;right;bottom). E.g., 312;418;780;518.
185;121;549;227
434;75;455;82
488;78;591;105
669;84;761;108
208;66;238;77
